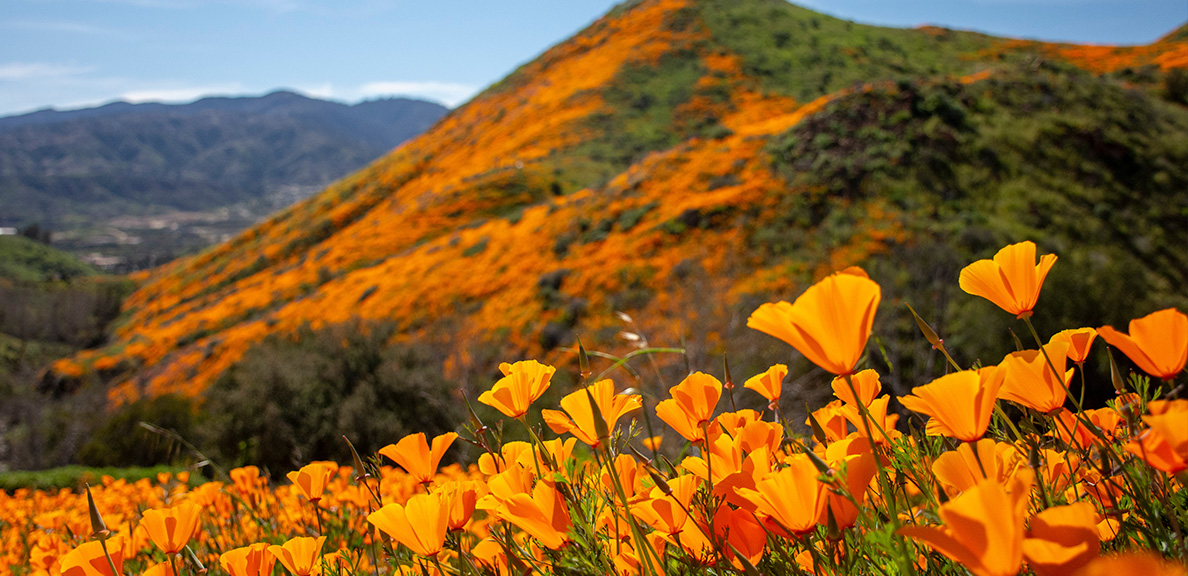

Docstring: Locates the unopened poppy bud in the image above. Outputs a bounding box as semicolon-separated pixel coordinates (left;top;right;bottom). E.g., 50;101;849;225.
85;484;110;540
1107;347;1127;394
805;406;829;446
577;338;591;379
343;435;370;482
584;386;610;442
906;303;944;351
805;448;831;476
723;353;734;389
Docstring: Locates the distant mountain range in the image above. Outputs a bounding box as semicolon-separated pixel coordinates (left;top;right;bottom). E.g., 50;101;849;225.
0;91;448;269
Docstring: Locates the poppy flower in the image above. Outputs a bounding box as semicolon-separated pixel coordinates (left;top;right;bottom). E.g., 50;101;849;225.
898;471;1033;576
368;492;449;557
378;431;458;485
59;537;124;576
1022;502;1101;576
997;342;1075;413
542;379;641;448
958;241;1057;319
1097;308;1188;381
1049;328;1097;364
141;501;202;555
286;462;336;504
631;475;702;536
931;439;1021;498
831;369;882;407
1072;551;1188;576
743;364;787;410
220;543;276;576
748;267;881;376
478;360;556;419
268;536;325;576
899;369;1002;442
655;372;723;443
142;563;175;576
492;479;572;550
735;453;825;537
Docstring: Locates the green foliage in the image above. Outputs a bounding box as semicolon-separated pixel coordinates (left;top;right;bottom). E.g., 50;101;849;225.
758;62;1188;399
201;319;462;473
75;394;201;467
0;276;134;350
696;0;1006;102
0;235;97;284
0;465;188;492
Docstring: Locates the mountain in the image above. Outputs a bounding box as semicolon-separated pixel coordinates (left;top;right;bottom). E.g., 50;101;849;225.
35;0;1187;466
0;91;448;269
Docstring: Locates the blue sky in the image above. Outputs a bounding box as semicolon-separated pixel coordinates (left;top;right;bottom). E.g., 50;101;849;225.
2;0;1185;117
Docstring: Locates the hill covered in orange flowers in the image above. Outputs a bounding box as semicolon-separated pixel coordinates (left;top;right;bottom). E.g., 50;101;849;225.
44;0;1187;456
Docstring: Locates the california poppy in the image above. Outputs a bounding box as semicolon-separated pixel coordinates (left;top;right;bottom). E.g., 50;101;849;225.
997;342;1074;413
220;543;276;576
1049;328;1097;364
1072;551;1188;576
743;364;787;411
367;492;449;557
899;369;1002;442
931;439;1021;498
493;479;572;550
748;267;880;376
378;431;458;485
141;563;175;576
1022;502;1101;576
268;536;326;576
959;241;1056;319
542;379;641;448
1097;308;1188;381
141;501;202;555
655;372;722;443
286;462;336;504
478;360;556;419
735;454;825;537
59;537;124;576
898;471;1033;576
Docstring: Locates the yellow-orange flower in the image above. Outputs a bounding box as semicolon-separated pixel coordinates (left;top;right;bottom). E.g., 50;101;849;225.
1098;308;1188;381
932;439;1021;498
1050;328;1097;364
898;471;1033;576
220;543;276;576
743;364;787;410
542;379;641;447
492;479;572;550
997;342;1075;413
378;431;458;484
1071;551;1188;576
142;563;175;576
59;537;124;576
141;501;202;555
368;492;448;557
655;372;723;443
1022;502;1101;576
747;267;881;376
478;360;556;418
286;462;336;504
268;536;325;576
959;241;1056;319
899;369;1002;442
736;454;825;537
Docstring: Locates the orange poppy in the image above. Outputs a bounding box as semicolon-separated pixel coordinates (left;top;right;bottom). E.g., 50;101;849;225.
493;479;572;550
631;475;702;536
898;471;1033;576
1022;502;1101;576
655;372;723;444
1071;551;1188;576
1127;399;1188;473
899;369;1002;442
1049;328;1097;364
931;439;1021;498
267;536;326;576
743;364;787;410
141;501;202;555
59;537;124;576
220;543;276;576
1097;308;1188;380
831;368;882;407
958;241;1057;319
378;431;458;485
367;492;449;557
478;360;556;418
286;462;336;504
997;342;1075;413
747;267;881;376
542;379;641;448
735;453;825;537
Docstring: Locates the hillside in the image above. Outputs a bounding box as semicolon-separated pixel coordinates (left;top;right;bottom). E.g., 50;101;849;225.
0;234;98;285
36;0;1187;466
0;92;448;270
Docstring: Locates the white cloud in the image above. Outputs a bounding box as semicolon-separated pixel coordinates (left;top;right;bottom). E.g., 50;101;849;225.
118;84;244;103
358;81;479;107
0;62;95;81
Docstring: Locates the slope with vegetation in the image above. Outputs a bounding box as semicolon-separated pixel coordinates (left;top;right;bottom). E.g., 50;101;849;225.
21;0;1188;469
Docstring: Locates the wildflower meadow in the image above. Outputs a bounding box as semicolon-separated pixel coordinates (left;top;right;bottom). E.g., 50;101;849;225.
7;241;1186;576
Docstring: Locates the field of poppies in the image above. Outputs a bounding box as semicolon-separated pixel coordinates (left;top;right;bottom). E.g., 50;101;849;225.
5;241;1186;576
